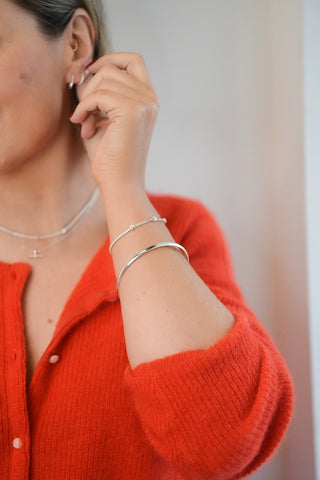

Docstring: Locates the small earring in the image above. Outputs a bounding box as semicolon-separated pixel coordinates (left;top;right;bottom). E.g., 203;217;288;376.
78;72;86;86
68;75;74;90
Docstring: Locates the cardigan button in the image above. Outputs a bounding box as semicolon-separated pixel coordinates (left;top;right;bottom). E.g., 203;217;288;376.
49;355;60;364
12;438;23;449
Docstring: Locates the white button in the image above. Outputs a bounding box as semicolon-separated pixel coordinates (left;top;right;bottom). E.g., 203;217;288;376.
49;355;60;364
12;438;23;449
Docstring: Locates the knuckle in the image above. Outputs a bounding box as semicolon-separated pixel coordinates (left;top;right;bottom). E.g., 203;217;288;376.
101;64;117;75
131;101;145;117
150;103;159;119
147;95;160;114
94;88;107;97
154;96;160;109
126;101;149;121
147;98;159;114
131;52;144;63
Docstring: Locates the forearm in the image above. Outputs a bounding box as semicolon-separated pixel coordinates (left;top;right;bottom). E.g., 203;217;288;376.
74;51;293;477
101;185;235;369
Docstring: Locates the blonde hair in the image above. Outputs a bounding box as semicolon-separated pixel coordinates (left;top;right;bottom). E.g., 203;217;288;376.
11;0;110;58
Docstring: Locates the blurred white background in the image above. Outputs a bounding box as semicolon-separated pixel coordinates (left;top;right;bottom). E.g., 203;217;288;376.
103;1;320;479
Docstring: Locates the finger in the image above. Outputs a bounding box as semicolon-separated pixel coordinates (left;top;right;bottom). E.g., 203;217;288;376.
80;76;156;112
87;52;153;89
70;89;141;125
81;113;112;140
70;89;158;141
80;111;100;139
80;63;156;105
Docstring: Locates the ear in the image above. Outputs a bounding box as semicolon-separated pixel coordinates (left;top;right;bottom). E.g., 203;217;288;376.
65;8;95;86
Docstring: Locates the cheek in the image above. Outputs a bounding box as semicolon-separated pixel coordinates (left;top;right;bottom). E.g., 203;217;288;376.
18;71;33;84
1;46;61;99
2;60;64;119
0;40;67;168
0;60;37;107
0;73;24;100
0;64;65;156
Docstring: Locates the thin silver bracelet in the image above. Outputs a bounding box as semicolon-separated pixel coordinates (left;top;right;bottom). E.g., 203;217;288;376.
109;216;167;254
117;241;189;290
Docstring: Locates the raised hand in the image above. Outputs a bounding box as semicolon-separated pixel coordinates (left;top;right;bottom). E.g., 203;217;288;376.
70;52;159;195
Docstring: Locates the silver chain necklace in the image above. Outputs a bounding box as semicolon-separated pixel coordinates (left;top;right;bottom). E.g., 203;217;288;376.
0;186;100;259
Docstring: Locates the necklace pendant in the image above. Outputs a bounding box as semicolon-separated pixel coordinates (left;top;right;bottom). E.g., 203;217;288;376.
29;249;44;259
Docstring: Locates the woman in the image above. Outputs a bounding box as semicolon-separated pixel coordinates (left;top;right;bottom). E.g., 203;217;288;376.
0;0;293;479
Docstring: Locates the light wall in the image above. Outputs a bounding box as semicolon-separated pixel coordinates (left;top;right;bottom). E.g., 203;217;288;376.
304;0;320;478
103;1;315;479
268;1;314;478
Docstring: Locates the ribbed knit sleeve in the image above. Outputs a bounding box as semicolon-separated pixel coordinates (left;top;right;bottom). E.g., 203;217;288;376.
124;196;293;480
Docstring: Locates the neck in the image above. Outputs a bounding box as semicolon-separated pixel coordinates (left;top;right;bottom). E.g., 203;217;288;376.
0;133;96;237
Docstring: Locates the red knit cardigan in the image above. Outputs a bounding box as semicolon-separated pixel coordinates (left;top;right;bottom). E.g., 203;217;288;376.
0;194;293;480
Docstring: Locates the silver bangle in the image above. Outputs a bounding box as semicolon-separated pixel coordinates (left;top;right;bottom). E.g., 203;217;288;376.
109;216;167;253
117;241;189;289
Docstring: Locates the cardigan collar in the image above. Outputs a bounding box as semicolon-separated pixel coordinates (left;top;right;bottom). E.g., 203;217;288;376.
0;237;118;337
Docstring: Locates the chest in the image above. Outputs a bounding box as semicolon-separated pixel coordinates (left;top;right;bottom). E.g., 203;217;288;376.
0;214;109;385
22;258;90;385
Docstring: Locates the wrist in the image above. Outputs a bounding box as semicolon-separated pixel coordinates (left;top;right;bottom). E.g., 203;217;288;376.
98;183;155;235
97;180;146;204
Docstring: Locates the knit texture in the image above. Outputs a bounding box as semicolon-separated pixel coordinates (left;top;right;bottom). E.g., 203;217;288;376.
0;194;293;480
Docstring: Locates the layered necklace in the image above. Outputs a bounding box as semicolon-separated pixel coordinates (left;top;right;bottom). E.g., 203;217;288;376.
0;186;99;259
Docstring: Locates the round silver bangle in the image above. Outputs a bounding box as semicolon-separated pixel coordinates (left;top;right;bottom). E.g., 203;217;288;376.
117;241;189;290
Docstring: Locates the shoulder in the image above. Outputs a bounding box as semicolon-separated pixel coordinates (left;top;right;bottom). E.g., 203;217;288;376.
148;192;215;227
147;192;225;243
147;192;235;279
148;191;206;213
